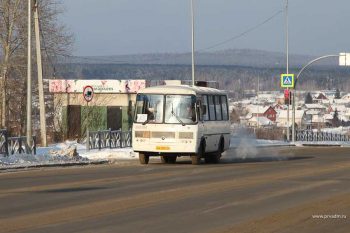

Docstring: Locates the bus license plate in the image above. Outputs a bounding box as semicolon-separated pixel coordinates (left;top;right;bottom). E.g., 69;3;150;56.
156;146;170;151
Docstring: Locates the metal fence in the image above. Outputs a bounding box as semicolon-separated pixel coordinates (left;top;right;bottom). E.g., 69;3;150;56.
296;130;350;142
0;129;36;156
8;136;37;155
87;129;132;151
0;129;9;156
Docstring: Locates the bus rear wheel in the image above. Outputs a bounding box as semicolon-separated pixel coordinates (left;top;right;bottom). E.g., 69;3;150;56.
212;140;224;164
139;153;149;165
167;156;177;164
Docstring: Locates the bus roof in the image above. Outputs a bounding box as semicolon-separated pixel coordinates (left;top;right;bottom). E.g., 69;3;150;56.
137;85;227;95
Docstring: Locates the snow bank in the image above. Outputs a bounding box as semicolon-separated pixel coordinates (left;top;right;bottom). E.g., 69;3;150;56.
0;140;137;169
80;148;138;161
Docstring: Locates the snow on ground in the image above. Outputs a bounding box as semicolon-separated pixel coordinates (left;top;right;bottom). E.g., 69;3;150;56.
317;126;350;135
0;140;138;169
295;141;350;147
2;128;349;169
80;148;138;161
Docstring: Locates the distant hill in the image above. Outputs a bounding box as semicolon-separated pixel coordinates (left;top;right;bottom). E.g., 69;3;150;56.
55;49;350;96
61;49;339;68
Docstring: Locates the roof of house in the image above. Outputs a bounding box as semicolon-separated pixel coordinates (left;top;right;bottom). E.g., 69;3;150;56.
329;105;347;112
248;116;273;126
246;105;270;114
277;110;305;119
305;104;327;109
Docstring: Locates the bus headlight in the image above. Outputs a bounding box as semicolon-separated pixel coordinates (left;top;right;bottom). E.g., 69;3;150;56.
135;131;150;138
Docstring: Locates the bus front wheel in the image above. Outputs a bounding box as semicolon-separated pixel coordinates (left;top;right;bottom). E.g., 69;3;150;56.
161;156;177;164
191;155;201;165
161;156;168;163
139;153;149;165
191;142;205;165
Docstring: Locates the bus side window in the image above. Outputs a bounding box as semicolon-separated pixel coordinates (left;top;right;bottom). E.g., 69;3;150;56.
196;99;202;121
202;95;209;121
208;95;215;121
215;95;222;120
221;95;229;120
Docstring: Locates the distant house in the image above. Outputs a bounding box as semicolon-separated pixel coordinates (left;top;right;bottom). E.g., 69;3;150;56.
247;116;274;128
275;94;285;105
341;93;350;100
308;114;327;129
328;105;347;114
304;104;327;114
263;106;277;122
276;110;307;128
315;93;328;100
273;104;286;111
312;93;328;103
247;105;277;122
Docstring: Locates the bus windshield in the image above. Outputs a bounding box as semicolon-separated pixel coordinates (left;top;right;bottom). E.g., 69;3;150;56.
135;94;164;123
134;94;197;124
164;95;196;124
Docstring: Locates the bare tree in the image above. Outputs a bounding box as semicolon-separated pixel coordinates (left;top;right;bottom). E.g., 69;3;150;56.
0;0;22;128
0;0;73;135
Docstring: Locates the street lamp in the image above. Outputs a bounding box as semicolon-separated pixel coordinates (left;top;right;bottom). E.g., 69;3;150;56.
285;0;290;141
191;0;195;86
291;53;349;142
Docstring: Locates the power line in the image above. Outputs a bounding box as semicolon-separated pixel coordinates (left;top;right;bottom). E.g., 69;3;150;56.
39;7;284;68
197;9;283;52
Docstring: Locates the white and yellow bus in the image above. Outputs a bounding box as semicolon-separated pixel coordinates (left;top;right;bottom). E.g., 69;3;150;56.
132;85;231;165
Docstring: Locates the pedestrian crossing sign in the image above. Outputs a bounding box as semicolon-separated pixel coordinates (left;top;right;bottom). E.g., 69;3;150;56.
281;74;295;88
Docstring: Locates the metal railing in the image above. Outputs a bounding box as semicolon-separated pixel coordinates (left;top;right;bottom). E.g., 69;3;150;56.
0;129;36;156
87;129;132;151
0;129;9;156
296;130;350;142
8;136;37;155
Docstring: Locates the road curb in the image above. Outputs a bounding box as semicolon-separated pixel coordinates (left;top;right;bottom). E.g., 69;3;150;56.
230;144;295;149
0;160;109;171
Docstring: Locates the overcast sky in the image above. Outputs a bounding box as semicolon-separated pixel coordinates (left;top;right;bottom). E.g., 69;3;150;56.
60;0;350;56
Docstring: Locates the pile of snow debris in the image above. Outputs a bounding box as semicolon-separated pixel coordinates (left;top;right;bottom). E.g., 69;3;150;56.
0;142;88;169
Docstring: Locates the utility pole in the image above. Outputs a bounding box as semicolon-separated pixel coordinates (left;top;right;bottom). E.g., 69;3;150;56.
34;0;47;146
26;0;32;147
191;0;195;86
285;0;290;141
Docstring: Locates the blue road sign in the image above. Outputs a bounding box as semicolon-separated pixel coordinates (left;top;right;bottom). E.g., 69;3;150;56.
281;74;294;88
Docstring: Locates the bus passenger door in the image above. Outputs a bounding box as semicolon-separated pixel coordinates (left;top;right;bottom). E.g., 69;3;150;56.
197;100;205;151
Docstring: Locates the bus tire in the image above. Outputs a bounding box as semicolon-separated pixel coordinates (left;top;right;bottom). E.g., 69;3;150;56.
139;153;149;165
212;139;224;164
191;155;201;165
167;156;177;164
192;141;205;165
161;156;168;163
204;155;214;164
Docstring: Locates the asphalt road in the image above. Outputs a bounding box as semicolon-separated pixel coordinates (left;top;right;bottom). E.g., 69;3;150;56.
0;147;349;233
